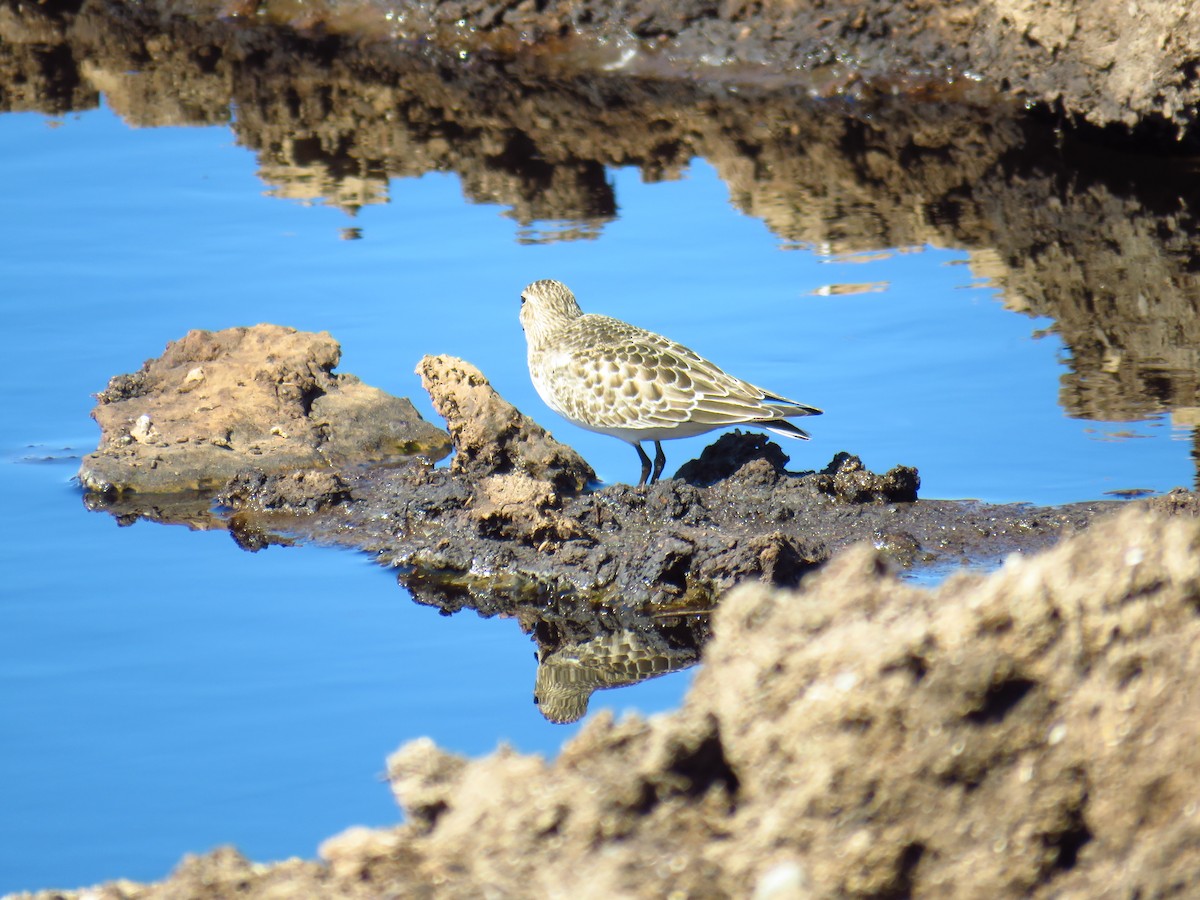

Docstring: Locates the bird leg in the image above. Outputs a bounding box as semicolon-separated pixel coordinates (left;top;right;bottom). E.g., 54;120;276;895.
635;443;653;486
650;441;667;485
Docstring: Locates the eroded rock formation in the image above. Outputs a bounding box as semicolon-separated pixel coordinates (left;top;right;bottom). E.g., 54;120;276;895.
78;325;450;494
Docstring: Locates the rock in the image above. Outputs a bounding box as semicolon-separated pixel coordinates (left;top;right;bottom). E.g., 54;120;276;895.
469;472;588;544
386;737;471;832
815;451;921;503
81;345;1124;618
417;354;596;494
675;431;792;486
318;826;405;881
78;325;450;494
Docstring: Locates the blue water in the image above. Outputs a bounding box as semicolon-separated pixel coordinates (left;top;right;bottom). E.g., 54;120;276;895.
1;101;1192;894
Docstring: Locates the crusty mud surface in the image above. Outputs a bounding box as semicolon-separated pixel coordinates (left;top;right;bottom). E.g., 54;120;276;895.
21;504;1200;898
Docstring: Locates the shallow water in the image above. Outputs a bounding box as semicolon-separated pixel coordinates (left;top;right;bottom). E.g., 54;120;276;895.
1;89;1194;894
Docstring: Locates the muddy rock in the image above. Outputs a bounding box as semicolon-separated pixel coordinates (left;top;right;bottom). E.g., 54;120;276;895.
78;325;450;494
469;472;588;544
814;450;922;503
216;469;352;512
417;353;596;494
82;336;1128;615
79;337;1140;708
1147;486;1200;518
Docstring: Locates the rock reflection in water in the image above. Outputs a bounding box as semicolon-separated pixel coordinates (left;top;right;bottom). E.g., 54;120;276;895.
82;489;231;534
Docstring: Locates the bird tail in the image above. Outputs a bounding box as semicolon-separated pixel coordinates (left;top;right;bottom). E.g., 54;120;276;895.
762;420;813;441
764;394;823;418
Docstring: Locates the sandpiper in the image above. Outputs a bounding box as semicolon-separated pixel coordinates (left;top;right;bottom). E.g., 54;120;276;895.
520;279;822;486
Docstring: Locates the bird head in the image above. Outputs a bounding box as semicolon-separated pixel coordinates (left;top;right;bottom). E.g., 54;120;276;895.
520;279;584;349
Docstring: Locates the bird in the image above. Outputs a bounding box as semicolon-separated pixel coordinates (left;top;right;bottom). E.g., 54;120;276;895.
519;279;822;486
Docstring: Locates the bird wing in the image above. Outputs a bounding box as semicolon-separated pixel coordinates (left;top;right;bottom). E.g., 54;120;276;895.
539;334;695;430
539;316;820;431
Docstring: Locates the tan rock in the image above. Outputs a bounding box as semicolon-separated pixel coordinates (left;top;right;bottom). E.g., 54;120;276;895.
79;325;449;494
417;354;595;494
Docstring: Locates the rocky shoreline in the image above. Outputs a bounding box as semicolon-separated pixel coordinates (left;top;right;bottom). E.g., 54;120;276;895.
77;325;1149;725
50;323;1198;900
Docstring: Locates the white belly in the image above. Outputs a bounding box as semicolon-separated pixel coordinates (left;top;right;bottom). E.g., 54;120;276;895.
569;419;725;444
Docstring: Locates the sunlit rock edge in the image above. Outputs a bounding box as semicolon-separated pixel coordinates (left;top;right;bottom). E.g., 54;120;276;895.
14;502;1200;898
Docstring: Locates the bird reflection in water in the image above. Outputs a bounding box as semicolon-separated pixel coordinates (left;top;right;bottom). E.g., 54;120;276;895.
533;626;702;724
